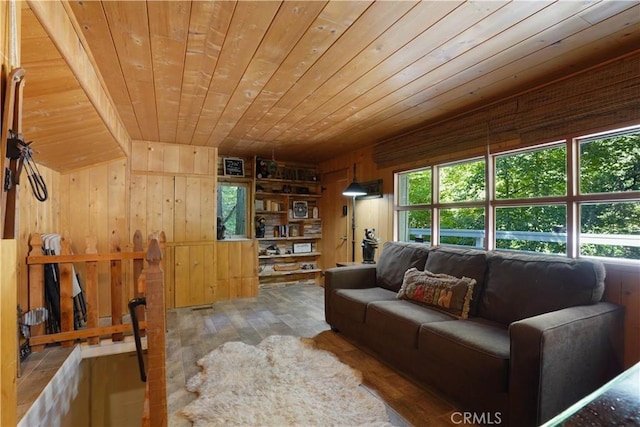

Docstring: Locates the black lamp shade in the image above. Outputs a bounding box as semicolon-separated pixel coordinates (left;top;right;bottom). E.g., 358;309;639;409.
342;181;367;196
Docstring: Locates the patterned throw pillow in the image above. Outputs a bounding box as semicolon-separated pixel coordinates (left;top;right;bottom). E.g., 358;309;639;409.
397;268;476;319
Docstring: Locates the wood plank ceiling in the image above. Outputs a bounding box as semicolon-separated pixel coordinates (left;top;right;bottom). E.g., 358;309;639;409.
20;0;640;172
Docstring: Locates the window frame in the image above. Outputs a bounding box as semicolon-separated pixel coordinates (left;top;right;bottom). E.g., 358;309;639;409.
217;180;250;239
394;123;640;264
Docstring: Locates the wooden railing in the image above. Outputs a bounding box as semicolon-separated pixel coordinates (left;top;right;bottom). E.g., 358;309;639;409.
26;230;164;349
140;237;167;427
26;230;167;426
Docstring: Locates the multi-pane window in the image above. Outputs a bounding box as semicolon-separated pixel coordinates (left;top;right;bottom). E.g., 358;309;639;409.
395;124;640;262
397;168;432;243
578;129;640;260
494;143;567;255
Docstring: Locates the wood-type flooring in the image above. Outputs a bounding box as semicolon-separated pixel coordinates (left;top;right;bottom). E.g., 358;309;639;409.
166;283;462;427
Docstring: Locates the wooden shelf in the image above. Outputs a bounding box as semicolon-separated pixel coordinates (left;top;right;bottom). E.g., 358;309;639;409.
255;191;321;198
255;210;287;214
256;236;321;241
259;268;321;277
259;252;321;259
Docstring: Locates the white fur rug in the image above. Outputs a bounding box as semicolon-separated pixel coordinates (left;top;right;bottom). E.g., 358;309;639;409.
181;335;392;427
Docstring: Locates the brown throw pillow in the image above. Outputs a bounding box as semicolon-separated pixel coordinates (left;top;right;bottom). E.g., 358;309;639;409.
397;268;476;319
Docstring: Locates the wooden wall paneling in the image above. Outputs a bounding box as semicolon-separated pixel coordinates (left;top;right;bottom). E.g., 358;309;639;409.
188;244;205;307
0;240;17;427
147;143;165;173
215;242;230;301
228;242;243;299
200;177;215;240
185;177;202;242
163;245;175;309
622;280;640;368
242;239;258;297
130;141;149;172
146;174;166;235
16;165;59;310
130;173;148;238
160;175;175;243
203;243;216;302
161;143;179;174
173;245;190;308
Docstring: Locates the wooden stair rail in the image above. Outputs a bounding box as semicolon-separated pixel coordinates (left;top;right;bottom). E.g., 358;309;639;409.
25;230;164;349
141;236;167;427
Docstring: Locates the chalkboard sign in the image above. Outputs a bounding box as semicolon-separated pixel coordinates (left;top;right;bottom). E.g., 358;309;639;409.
223;158;245;176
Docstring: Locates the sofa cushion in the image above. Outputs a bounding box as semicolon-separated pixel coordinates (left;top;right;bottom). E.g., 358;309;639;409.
419;319;510;393
478;252;606;325
376;241;431;292
332;287;397;323
397;268;475;319
424;246;488;316
366;300;455;348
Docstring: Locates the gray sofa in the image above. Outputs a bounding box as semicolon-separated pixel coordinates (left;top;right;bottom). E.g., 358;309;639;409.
324;242;624;426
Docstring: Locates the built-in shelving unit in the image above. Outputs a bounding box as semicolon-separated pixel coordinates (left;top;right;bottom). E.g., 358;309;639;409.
253;157;322;286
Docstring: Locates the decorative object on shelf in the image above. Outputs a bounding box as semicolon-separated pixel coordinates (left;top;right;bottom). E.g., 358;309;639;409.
293;242;312;253
343;163;367;262
265;244;280;255
273;263;300;271
223;157;244;176
282;184;292;193
312;206;319;219
255;216;266;238
356;179;383;200
256;158;272;179
292;201;308;218
217;217;226;240
361;228;379;264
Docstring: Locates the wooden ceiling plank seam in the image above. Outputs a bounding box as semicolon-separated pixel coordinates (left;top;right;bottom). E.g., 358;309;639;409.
204;1;328;147
303;1;626;148
350;46;640;160
290;0;570;144
273;0;514;144
346;6;640;146
264;0;471;143
175;0;235;144
102;0;159;141
190;1;282;145
291;0;554;143
242;0;419;143
68;0;143;141
226;1;372;142
148;0;191;143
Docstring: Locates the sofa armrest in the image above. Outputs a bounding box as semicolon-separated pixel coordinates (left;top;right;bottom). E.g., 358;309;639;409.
324;265;377;325
508;302;624;426
325;265;377;292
